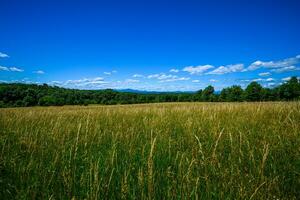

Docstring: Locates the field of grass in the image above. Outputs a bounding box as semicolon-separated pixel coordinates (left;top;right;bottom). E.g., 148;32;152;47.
1;102;300;199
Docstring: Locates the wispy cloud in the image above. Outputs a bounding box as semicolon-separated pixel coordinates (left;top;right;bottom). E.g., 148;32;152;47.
267;82;277;87
210;79;218;82
125;79;140;83
9;67;24;72
33;70;45;74
0;66;24;72
240;77;275;83
192;80;200;83
266;78;275;82
104;70;117;75
147;73;190;83
147;74;160;79
271;66;300;73
50;81;63;85
282;77;291;82
0;52;9;58
159;77;190;82
240;79;251;82
169;69;179;73
207;64;244;75
147;73;177;80
258;72;271;77
181;54;300;76
0;66;9;71
132;74;144;78
247;54;300;71
182;65;214;74
65;77;103;84
62;77;107;88
281;76;300;82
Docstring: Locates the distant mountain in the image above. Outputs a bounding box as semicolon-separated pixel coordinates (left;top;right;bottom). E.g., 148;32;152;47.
115;89;196;94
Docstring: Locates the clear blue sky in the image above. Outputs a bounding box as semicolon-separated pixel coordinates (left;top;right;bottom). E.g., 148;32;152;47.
1;0;300;91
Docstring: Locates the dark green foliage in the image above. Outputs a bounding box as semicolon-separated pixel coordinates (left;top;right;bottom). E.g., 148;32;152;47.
202;85;215;101
0;76;300;107
278;77;300;100
245;81;263;101
220;85;244;102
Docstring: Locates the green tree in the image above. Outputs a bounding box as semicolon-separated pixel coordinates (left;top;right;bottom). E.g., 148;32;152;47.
278;76;300;100
194;89;203;101
23;95;36;106
228;85;244;101
220;88;230;102
38;95;56;106
202;85;215;101
0;100;4;108
245;82;263;101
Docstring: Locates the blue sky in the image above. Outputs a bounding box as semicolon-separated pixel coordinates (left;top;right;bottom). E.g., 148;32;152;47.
1;0;300;91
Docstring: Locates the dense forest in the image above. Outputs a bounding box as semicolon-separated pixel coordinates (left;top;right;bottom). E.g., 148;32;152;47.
0;76;299;107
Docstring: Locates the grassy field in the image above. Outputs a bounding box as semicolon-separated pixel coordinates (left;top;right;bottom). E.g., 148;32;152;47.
1;102;300;199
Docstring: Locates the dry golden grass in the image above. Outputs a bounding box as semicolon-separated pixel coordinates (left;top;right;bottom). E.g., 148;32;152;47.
0;102;300;199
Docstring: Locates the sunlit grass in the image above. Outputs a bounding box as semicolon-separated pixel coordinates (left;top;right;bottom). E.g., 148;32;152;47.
1;102;300;199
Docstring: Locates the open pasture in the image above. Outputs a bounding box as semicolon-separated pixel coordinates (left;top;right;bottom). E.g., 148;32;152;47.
0;102;300;199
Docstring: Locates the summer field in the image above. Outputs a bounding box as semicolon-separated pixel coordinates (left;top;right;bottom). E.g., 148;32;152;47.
1;102;300;199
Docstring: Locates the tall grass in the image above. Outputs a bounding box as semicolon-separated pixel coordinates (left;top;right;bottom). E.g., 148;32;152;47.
0;102;300;199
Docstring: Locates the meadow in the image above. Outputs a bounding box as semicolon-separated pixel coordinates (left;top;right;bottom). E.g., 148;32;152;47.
0;102;300;199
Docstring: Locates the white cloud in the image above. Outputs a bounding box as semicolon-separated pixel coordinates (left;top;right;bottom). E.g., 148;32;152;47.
241;77;275;83
132;74;144;78
0;52;9;58
157;74;177;80
258;72;271;77
50;81;63;85
266;78;275;82
207;64;244;75
247;55;300;71
93;77;104;81
240;79;251;82
182;65;214;74
64;77;106;86
9;67;24;72
192;80;200;83
282;77;291;82
125;79;140;83
104;70;117;75
283;76;300;82
210;79;218;82
267;82;276;87
34;70;45;74
159;77;190;82
147;73;177;80
271;66;300;73
147;74;160;79
0;66;9;71
252;78;263;82
170;69;179;73
248;61;264;71
0;66;24;72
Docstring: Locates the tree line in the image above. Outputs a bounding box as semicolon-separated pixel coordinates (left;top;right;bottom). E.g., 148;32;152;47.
0;76;299;107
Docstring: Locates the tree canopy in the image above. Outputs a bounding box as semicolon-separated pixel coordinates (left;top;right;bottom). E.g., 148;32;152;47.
0;76;299;107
